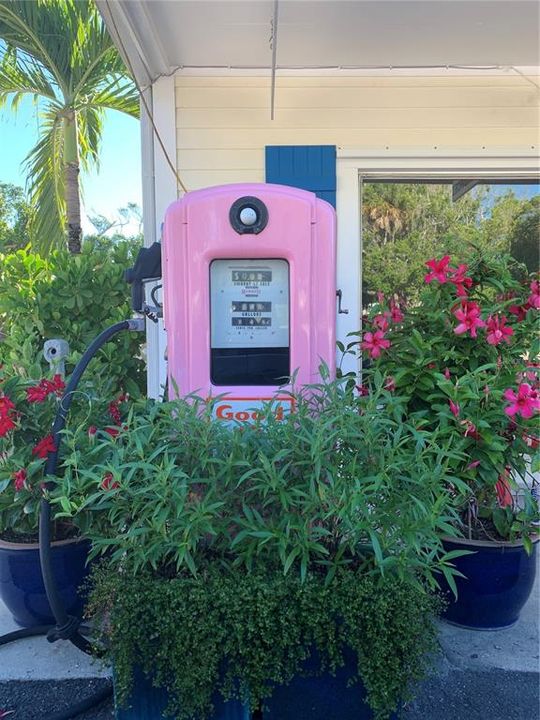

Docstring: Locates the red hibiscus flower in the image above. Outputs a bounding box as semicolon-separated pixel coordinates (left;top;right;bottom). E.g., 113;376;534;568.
101;472;120;491
361;330;391;359
424;255;451;284
31;434;56;459
13;469;27;492
0;395;15;416
0;415;16;438
485;315;513;346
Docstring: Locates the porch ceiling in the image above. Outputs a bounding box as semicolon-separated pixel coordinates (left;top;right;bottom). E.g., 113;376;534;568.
97;0;540;86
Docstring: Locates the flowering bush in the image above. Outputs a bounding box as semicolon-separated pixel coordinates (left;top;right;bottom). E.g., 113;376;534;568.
359;251;539;548
0;365;128;539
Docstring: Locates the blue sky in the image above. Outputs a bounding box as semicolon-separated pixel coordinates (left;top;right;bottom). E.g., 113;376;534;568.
0;96;142;234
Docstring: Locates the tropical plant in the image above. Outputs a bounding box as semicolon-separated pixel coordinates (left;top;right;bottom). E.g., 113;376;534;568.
0;0;139;253
0;238;145;394
357;250;540;549
53;380;464;589
0;364;126;538
362;183;539;303
0;182;32;252
54;379;461;719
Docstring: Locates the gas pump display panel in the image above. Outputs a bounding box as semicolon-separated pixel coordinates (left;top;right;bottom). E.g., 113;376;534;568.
210;259;290;385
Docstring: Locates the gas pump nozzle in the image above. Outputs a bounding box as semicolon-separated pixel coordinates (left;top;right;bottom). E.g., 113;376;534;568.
124;242;163;318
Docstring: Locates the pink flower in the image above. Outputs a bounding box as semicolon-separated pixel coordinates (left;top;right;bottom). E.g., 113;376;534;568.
31;434;56;459
485;315;513;346
104;426;120;438
13;469;27;492
509;303;527;321
448;400;460;417
376;291;385;304
356;384;370;396
88;425;97;436
444;368;451;380
389;299;404;323
503;383;540;419
466;460;481;471
448;264;473;297
527;280;540;310
462;420;480;440
372;314;389;332
384;376;396;392
424;255;451;284
361;330;391;359
453;301;485;338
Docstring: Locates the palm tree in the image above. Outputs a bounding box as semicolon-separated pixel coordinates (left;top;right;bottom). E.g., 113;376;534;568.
0;0;139;253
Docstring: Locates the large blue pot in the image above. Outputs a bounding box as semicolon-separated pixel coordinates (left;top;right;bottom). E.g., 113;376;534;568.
264;652;397;720
441;537;538;630
115;669;250;720
0;536;91;627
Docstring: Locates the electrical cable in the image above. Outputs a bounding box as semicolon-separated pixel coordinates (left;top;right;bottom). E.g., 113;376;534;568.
0;319;144;719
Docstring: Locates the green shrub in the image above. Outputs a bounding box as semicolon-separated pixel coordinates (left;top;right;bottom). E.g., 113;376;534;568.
55;377;464;590
0;238;145;395
89;563;441;720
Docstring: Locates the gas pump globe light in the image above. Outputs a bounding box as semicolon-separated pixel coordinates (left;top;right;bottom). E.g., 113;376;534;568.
239;206;258;226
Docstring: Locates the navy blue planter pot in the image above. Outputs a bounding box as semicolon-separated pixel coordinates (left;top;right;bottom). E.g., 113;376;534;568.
441;537;538;630
0;536;91;627
264;653;397;720
115;669;250;720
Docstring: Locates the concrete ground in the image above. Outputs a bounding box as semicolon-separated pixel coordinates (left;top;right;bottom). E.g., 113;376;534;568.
0;556;538;719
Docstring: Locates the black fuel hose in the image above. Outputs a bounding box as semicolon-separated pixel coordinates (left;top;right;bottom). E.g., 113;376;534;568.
0;319;144;719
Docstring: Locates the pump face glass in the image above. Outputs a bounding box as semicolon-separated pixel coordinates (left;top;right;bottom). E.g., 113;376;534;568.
210;259;290;385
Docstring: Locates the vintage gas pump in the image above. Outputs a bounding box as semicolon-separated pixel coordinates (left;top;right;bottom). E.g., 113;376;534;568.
161;183;336;420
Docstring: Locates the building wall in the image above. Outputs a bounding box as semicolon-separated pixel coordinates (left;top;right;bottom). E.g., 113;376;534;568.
174;73;539;188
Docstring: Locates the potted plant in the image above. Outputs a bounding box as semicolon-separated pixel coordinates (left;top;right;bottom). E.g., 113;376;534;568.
55;379;464;720
358;250;539;629
0;364;127;627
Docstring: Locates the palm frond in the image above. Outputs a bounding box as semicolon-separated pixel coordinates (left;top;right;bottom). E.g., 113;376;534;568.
0;44;58;110
0;0;70;95
82;75;140;119
23;106;66;253
77;104;104;173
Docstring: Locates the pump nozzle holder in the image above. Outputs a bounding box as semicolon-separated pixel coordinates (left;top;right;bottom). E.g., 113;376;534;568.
124;242;162;313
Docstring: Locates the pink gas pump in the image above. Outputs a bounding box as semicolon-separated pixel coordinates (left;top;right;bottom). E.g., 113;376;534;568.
162;183;336;420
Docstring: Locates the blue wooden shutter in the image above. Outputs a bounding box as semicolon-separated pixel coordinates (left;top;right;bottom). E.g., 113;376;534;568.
265;145;336;207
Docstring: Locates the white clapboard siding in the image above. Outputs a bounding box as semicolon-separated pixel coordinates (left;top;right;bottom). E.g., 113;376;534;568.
174;73;539;189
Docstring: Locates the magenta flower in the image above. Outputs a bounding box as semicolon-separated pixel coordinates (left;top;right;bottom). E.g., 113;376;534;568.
527;280;540;310
448;400;460;417
361;330;391;359
444;368;451;380
453;301;485;338
503;383;540;419
389;299;404;323
466;460;481;471
372;314;389;332
448;264;473;297
384;376;396;392
485;315;513;346
424;255;451;284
